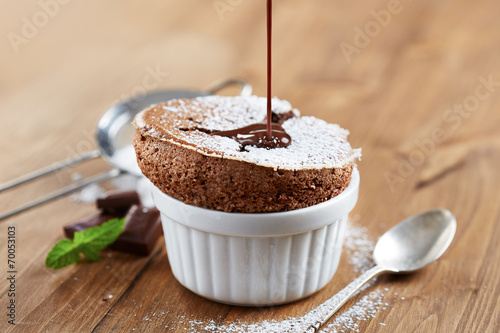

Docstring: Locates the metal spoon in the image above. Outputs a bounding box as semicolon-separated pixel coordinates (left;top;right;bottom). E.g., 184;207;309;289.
305;208;457;332
0;79;252;221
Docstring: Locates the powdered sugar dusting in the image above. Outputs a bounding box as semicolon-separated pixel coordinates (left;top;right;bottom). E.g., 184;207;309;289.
134;96;361;170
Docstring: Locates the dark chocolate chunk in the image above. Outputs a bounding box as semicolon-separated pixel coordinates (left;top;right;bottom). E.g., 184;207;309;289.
96;190;141;216
64;189;162;256
64;213;116;239
110;205;163;256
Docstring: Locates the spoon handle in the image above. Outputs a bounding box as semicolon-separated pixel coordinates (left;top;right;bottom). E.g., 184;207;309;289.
304;265;387;333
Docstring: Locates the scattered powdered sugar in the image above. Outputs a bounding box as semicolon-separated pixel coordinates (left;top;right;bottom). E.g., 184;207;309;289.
343;223;375;273
70;141;151;204
70;172;154;207
112;145;143;176
70;182;106;204
110;173;155;208
318;290;385;333
142;220;390;333
134;95;361;170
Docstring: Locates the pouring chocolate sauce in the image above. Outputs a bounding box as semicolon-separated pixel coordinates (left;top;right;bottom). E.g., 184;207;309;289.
212;0;292;149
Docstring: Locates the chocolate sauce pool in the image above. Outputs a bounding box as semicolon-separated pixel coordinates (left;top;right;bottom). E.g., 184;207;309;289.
212;0;292;149
211;123;291;149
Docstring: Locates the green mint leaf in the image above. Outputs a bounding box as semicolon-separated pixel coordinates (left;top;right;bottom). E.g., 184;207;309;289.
46;217;125;269
78;244;101;262
45;238;80;269
74;218;125;261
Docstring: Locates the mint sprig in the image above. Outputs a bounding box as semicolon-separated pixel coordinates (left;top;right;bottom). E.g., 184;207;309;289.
45;239;80;270
46;218;125;270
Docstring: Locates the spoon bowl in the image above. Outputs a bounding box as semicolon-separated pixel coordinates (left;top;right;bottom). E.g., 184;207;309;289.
374;209;457;273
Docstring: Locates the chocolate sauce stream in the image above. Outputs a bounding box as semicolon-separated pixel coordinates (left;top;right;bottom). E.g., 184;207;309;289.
211;0;292;149
267;0;272;141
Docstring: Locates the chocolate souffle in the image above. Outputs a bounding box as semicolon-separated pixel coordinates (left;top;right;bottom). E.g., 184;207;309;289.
133;96;361;213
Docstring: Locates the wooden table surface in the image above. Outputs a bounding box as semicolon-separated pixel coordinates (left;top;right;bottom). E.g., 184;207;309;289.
1;0;499;332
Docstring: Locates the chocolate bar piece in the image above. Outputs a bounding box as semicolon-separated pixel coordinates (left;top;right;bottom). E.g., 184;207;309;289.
96;190;141;216
64;190;162;256
110;205;163;256
64;213;116;239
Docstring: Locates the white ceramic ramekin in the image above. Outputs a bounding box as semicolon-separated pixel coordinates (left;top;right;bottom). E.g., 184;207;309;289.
151;168;359;306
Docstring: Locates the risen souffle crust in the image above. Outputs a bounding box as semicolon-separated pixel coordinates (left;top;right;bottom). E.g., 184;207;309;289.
133;95;361;213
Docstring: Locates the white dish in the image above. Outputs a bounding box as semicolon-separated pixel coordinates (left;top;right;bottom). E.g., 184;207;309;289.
151;168;359;306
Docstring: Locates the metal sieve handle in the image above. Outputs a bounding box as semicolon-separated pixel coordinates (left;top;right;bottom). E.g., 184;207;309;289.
0;168;121;221
205;78;253;96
